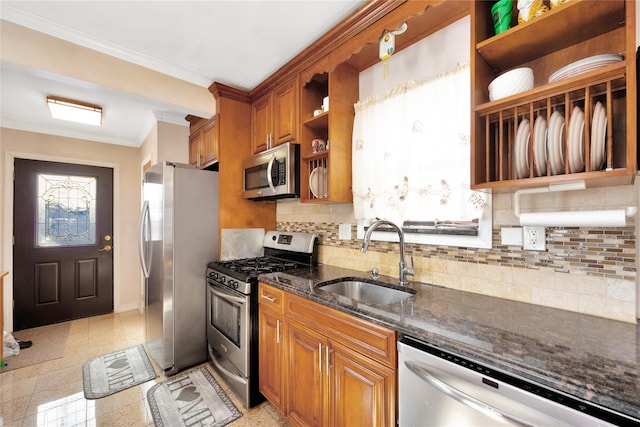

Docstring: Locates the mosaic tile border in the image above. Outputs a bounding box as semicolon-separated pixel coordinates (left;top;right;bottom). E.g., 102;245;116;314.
278;221;636;281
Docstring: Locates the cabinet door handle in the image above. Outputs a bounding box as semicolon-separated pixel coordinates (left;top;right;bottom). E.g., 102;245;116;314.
326;345;331;377
319;343;323;372
276;320;280;344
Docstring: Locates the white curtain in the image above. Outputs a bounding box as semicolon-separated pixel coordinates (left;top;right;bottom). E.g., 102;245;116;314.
352;63;487;224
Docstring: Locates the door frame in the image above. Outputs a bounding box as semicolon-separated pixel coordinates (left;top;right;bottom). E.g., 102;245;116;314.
2;151;121;332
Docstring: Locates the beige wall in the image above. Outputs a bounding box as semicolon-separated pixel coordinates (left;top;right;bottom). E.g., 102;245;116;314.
277;184;638;323
1;127;141;330
276;16;638;323
157;121;189;164
1;20;214;118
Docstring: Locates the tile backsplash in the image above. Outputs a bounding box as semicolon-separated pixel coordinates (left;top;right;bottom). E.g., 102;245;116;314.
276;186;638;323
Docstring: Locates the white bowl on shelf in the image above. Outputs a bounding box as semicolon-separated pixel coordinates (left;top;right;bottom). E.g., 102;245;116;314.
488;67;534;101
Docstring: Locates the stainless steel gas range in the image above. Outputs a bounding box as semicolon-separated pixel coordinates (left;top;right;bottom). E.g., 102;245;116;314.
206;230;318;408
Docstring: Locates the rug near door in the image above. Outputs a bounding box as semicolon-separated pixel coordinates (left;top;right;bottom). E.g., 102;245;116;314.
1;322;70;372
82;344;157;399
147;367;242;427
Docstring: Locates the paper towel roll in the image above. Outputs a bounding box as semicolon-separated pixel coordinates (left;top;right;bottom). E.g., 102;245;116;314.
519;209;628;227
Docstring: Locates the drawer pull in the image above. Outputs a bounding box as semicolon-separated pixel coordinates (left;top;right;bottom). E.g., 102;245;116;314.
261;294;276;302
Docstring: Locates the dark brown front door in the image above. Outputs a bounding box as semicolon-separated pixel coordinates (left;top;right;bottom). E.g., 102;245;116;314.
13;159;114;330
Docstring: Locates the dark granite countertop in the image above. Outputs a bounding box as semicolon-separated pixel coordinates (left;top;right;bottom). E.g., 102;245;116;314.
259;264;640;422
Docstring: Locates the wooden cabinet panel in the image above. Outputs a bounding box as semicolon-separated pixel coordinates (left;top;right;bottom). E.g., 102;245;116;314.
201;117;218;165
285;320;327;427
273;76;298;144
188;115;218;169
188;131;201;167
258;283;397;427
258;307;284;411
330;340;396;427
251;93;271;154
251;76;298;154
258;283;284;313
286;292;396;368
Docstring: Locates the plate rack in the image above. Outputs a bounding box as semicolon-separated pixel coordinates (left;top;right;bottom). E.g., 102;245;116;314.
304;152;328;200
476;66;627;185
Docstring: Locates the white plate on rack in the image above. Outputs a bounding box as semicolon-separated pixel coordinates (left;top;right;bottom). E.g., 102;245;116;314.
568;106;584;173
548;111;565;175
533;115;547;176
590;101;607;171
548;53;624;83
309;166;328;198
515;118;530;179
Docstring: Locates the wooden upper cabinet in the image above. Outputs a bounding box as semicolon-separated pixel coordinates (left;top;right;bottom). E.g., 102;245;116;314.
251;76;298;154
201;116;219;167
471;0;637;190
251;93;271;154
188;115;218;169
273;76;298;144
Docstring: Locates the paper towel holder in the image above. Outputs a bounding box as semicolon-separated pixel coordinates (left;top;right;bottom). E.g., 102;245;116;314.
513;181;637;226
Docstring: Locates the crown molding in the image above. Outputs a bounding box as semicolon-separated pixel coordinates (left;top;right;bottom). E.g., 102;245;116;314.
1;5;213;88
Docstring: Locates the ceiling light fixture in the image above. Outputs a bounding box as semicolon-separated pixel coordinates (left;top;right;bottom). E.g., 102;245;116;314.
47;96;102;126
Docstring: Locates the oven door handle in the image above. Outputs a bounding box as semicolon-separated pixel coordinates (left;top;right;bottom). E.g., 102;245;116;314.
404;361;533;427
208;346;248;385
209;285;246;305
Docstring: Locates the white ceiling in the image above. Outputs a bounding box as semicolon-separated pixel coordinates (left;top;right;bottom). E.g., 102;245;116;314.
0;1;364;147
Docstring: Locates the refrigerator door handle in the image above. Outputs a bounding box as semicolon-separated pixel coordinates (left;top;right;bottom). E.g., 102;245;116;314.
138;200;151;279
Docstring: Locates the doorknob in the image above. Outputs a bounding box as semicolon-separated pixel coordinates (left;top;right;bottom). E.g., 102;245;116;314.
98;244;112;252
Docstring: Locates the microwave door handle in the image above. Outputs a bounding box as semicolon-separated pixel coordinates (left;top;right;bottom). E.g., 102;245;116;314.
266;154;277;193
404;361;533;427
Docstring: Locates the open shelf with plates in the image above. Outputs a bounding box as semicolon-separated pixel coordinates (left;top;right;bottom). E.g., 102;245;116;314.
299;60;358;203
471;0;636;191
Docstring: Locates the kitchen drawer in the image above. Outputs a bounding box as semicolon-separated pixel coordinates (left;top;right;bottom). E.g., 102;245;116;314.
286;293;396;368
259;283;285;313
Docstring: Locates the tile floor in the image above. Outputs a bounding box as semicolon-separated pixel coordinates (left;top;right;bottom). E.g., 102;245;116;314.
0;310;290;426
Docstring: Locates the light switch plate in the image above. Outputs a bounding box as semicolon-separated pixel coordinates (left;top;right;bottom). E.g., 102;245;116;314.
501;227;522;246
338;223;352;240
523;226;546;251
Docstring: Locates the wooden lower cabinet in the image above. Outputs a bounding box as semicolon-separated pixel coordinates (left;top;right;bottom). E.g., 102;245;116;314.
330;340;395;427
258;307;284;411
258;283;396;427
285;320;328;427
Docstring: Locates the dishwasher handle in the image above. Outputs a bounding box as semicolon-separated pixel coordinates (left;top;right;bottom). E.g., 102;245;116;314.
404;360;534;427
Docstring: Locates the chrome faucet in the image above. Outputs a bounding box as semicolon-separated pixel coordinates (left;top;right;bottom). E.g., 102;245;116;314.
361;219;414;286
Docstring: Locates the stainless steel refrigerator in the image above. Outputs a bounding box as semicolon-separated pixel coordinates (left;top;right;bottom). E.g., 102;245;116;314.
138;161;218;375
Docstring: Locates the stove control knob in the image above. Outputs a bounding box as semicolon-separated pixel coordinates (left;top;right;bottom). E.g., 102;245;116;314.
228;280;237;289
219;276;226;284
210;272;218;280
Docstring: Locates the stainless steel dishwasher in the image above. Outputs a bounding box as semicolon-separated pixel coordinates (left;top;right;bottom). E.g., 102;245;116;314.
398;336;638;427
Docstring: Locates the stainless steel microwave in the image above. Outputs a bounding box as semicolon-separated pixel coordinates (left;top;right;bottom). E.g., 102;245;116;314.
243;142;300;200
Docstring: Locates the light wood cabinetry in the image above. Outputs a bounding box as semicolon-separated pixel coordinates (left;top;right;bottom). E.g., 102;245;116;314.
258;282;396;427
251;76;299;154
471;0;637;190
188;115;219;169
299;60;358;203
257;284;285;412
188;83;276;251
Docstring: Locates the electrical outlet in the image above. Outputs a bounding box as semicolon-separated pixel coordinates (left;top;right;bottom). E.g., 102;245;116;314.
523;226;546;251
338;223;352;240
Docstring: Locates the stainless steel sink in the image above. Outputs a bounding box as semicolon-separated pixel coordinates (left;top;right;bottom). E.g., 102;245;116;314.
317;277;415;305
